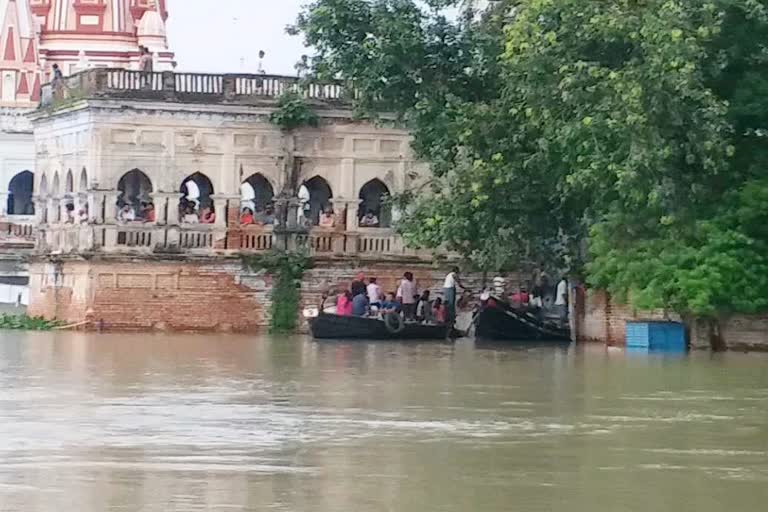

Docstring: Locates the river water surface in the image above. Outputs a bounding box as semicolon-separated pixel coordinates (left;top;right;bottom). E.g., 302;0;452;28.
0;332;767;511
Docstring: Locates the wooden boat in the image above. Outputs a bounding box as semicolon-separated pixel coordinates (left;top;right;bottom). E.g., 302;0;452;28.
309;313;450;341
474;298;571;342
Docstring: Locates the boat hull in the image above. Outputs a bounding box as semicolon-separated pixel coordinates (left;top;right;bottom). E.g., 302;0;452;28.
309;314;449;341
475;303;571;343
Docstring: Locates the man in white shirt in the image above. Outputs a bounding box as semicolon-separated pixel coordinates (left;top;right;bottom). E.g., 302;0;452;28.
555;277;568;325
367;277;382;308
396;272;418;320
442;266;464;325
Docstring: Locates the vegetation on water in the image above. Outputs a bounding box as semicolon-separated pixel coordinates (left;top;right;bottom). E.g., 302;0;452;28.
269;90;319;131
242;250;314;332
0;314;62;331
291;0;768;323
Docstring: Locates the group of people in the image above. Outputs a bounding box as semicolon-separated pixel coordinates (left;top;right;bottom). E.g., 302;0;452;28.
240;205;275;226
118;201;155;223
484;274;569;325
332;267;464;325
180;199;215;224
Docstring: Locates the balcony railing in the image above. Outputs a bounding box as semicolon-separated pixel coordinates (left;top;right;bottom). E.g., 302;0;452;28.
40;69;354;110
38;223;434;260
0;216;36;248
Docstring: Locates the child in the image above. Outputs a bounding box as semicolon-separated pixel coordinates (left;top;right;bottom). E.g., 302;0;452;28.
381;293;401;314
432;297;447;324
336;290;353;316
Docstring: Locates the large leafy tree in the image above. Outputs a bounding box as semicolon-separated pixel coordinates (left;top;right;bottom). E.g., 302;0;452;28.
292;0;768;321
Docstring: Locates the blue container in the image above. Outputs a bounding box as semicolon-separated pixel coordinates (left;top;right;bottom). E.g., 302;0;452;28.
625;321;687;351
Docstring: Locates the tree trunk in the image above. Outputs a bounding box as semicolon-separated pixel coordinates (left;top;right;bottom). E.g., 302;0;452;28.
708;317;726;352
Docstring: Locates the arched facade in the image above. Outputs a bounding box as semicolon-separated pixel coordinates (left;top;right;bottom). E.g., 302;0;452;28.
241;173;275;213
117;169;153;208
65;170;74;194
79;168;88;192
301;176;333;226
7;171;35;216
359;179;391;228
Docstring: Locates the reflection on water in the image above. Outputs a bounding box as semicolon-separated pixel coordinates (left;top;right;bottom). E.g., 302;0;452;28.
0;332;767;511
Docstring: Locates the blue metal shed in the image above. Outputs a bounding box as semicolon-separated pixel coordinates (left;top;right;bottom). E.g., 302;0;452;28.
625;321;687;351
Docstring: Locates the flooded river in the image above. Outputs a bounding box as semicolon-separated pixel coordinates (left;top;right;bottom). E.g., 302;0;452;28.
0;332;767;511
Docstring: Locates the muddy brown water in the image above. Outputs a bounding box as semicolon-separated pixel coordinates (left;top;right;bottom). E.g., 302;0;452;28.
0;332;767;511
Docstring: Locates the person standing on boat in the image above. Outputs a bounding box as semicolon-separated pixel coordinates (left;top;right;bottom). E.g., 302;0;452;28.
442;266;464;325
351;272;366;297
367;277;382;309
555;277;568;325
397;272;418;321
352;292;369;317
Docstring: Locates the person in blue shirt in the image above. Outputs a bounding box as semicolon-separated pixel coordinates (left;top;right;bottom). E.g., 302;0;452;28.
352;292;369;317
380;293;401;314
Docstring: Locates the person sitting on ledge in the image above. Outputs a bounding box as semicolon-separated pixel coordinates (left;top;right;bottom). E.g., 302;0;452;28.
359;210;379;227
263;205;275;225
240;207;255;226
182;206;199;224
65;203;75;223
319;208;335;228
200;205;216;224
141;202;155;223
118;204;136;223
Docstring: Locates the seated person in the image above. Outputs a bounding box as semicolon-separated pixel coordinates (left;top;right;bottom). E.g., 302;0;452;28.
200;206;216;224
352;292;369;317
182;206;199;224
319;208;335;228
118;204;136;222
432;297;447;324
359;210;380;227
240;207;255;226
65;203;75;223
380;293;401;314
263;205;276;225
336;290;353;316
141;202;155;223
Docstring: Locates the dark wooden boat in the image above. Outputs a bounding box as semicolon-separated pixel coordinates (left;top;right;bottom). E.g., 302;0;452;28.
475;298;571;342
309;313;450;341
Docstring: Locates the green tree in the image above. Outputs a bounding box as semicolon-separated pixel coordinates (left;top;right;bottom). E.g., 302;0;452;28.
292;0;768;327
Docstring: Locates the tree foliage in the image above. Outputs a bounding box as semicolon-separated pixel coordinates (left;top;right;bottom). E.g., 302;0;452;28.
292;0;768;318
242;250;313;332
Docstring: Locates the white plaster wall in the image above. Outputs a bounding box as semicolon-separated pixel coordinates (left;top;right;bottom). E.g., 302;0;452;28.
32;102;419;216
0;130;36;215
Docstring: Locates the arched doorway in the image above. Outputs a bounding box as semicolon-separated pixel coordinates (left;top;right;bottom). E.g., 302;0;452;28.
7;171;34;215
117;169;153;221
179;172;215;223
79;168;88;192
358;179;391;228
300;176;333;226
241;173;275;217
65;170;74;194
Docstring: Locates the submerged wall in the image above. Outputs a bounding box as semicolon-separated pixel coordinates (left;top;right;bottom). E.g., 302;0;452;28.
576;288;768;351
27;256;492;332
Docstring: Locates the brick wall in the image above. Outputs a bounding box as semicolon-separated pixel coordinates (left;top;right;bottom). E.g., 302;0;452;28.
27;256;499;332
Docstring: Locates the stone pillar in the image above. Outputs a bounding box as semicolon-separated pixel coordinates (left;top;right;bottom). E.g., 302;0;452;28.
211;194;233;228
51;198;61;224
90;191;105;224
331;198;349;231
104;191;119;224
151;193;173;225
0;191;8;216
167;193;182;226
345;198;362;231
33;196;47;225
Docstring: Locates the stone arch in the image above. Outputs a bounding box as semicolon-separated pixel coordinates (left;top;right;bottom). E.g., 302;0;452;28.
7;171;34;215
39;173;48;196
241;173;275;214
358;178;391;228
299;176;333;226
65;169;74;194
179;172;215;217
79;168;88;192
52;172;60;196
117;169;153;218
